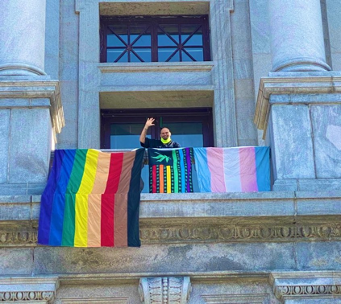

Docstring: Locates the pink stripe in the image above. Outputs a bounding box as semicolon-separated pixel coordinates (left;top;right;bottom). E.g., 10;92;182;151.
239;147;258;192
207;148;226;192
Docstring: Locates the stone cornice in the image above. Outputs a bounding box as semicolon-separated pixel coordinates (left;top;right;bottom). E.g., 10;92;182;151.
0;80;65;134
254;73;341;133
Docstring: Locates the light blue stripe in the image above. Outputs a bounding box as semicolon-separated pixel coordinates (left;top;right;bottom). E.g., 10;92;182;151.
179;149;186;193
193;148;211;192
255;147;270;191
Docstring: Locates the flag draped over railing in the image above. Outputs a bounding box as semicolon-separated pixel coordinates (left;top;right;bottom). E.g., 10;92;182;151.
148;148;194;193
38;148;144;247
193;147;270;192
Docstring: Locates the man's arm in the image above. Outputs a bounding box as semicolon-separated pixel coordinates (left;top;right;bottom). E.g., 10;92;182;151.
140;117;155;144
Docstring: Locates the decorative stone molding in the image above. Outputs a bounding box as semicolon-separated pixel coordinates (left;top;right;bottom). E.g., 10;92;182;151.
0;229;37;246
0;277;59;303
0;64;46;76
139;223;341;244
276;285;341;299
139;277;191;304
0;291;54;302
60;298;129;303
201;293;268;303
1;221;341;247
270;272;341;303
98;62;214;74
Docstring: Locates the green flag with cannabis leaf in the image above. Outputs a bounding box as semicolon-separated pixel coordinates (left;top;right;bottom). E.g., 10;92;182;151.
148;148;194;193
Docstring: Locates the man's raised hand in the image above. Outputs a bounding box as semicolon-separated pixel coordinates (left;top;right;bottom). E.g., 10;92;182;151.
145;117;155;129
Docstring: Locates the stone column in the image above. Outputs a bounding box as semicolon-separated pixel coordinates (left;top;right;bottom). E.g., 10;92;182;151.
269;0;331;72
0;0;46;76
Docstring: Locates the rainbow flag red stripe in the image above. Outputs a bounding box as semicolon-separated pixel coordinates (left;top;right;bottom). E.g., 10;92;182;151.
38;149;144;247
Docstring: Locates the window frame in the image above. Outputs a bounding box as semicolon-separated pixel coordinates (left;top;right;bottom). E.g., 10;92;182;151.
100;15;211;63
101;108;214;149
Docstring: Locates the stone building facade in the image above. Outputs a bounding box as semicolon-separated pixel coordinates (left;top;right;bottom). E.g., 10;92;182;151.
0;0;341;303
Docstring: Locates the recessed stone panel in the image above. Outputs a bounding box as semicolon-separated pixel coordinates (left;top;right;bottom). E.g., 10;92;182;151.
33;243;296;275
270;104;315;180
296;241;341;271
311;105;341;178
0;248;33;275
9;108;51;183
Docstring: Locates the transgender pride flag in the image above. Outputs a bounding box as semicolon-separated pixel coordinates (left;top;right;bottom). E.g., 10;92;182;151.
193;147;270;193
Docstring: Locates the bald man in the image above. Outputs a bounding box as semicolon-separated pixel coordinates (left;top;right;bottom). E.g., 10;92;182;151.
140;118;180;148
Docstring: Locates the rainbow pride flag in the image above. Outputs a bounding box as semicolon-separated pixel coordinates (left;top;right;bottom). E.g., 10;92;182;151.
193;147;270;192
148;148;194;193
38;148;144;247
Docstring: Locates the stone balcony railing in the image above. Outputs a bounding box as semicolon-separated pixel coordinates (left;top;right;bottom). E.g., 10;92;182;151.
0;191;340;247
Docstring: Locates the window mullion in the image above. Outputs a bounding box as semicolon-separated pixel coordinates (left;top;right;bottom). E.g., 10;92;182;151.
151;22;158;62
202;16;210;61
127;23;131;62
178;23;182;61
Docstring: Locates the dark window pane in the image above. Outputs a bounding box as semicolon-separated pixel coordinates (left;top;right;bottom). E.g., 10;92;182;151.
182;51;195;62
107;34;125;47
158;25;179;46
133;48;152;62
130;24;151;47
132;34;151;47
183;48;203;61
183;33;203;46
107;49;126;62
165;122;203;147
158;48;178;62
130;52;142;62
116;51;128;62
168;50;180;62
181;24;203;46
108;25;128;43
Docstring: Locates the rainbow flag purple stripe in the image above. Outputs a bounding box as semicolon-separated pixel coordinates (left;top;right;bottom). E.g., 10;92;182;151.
193;147;270;192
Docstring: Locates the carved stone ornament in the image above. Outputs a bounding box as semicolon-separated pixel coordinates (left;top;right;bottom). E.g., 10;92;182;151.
270;272;341;303
139;277;191;304
1;222;341;247
0;277;58;303
139;223;341;244
0;291;54;302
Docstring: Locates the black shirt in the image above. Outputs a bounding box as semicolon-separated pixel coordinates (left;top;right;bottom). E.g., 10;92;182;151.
140;137;180;148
